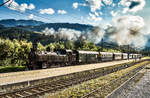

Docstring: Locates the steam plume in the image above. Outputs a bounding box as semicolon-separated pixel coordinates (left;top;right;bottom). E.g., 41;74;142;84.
105;15;148;48
42;27;104;43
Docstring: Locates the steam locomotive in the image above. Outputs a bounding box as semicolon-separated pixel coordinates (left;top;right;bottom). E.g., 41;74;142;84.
29;48;142;69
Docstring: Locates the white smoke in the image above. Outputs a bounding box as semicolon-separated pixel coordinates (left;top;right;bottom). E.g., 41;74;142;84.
42;27;104;43
87;26;105;43
105;15;148;48
42;28;81;40
41;15;147;48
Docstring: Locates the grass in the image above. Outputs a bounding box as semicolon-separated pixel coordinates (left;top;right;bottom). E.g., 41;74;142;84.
0;65;26;73
47;61;150;98
143;56;150;59
145;64;150;69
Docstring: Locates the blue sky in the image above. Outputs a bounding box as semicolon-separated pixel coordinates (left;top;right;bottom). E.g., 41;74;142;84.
0;0;150;47
0;0;149;26
0;0;91;23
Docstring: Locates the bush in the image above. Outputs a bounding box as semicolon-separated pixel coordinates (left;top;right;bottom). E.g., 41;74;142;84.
0;38;32;66
0;66;26;73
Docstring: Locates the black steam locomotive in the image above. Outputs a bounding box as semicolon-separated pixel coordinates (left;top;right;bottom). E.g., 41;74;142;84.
29;48;142;69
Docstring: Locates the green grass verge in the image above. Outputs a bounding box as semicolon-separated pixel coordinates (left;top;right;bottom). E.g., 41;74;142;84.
0;66;26;73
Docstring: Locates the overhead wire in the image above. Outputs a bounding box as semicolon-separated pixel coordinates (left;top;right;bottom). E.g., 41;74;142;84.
0;0;13;7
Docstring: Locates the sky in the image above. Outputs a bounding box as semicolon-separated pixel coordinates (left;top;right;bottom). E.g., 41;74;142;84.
0;0;149;26
0;0;150;48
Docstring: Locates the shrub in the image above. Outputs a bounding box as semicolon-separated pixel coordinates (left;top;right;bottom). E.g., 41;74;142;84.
0;66;26;73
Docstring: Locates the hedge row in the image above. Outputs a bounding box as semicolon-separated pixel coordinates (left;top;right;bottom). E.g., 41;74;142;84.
0;66;26;73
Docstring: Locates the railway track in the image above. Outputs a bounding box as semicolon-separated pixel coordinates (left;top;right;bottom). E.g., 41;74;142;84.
0;60;147;98
81;63;147;98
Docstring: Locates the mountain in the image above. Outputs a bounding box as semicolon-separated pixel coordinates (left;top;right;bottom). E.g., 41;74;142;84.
31;23;93;31
17;23;93;32
0;19;44;27
0;27;40;42
0;19;95;45
0;24;5;29
0;19;93;32
0;27;57;45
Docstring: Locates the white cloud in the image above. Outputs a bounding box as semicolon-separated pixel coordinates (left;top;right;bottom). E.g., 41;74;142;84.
86;0;103;12
119;0;131;6
110;11;118;17
94;12;99;16
40;8;55;15
28;14;34;19
112;3;115;7
103;0;113;5
122;7;128;14
119;0;146;13
19;3;28;12
57;10;67;14
28;4;35;10
73;2;78;9
129;0;145;13
3;0;35;12
99;12;103;15
88;13;102;21
73;0;105;13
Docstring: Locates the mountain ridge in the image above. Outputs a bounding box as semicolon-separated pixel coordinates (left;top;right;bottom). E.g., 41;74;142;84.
0;19;93;32
0;19;45;27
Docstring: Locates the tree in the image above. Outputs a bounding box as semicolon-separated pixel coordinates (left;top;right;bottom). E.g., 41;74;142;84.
11;40;32;66
64;41;74;50
0;38;14;66
37;42;46;51
89;42;98;51
55;42;65;49
46;43;55;52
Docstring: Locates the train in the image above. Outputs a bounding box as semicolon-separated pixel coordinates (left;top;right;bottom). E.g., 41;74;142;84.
29;48;142;69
